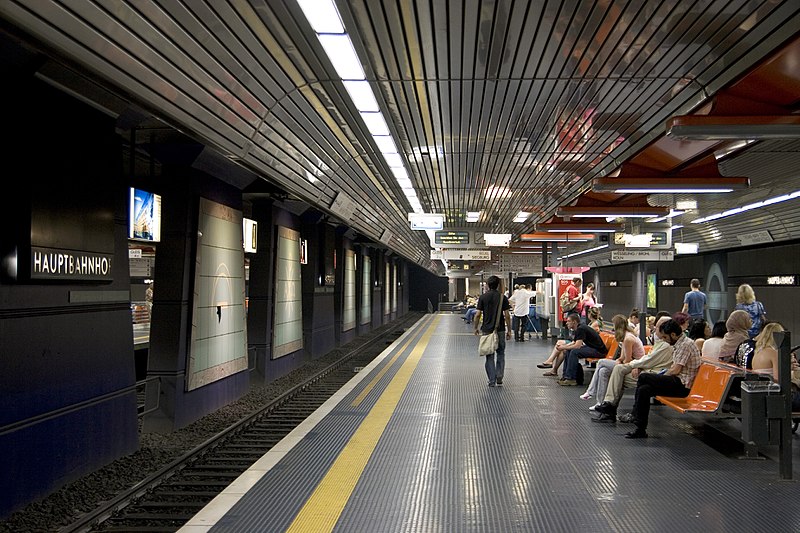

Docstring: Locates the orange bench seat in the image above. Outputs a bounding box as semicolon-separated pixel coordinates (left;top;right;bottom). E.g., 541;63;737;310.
655;363;742;414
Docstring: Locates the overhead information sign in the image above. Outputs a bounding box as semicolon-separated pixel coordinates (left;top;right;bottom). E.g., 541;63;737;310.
611;249;674;262
330;191;356;221
442;249;491;261
435;231;469;245
615;231;669;247
409;213;444;230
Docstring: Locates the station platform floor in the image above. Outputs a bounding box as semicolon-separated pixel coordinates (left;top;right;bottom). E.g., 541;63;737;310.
180;313;800;532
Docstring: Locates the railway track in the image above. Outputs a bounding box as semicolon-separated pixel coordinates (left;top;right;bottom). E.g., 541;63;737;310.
61;315;420;533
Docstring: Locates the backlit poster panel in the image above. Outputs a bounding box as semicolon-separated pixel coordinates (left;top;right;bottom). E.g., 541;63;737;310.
186;198;248;391
273;226;303;358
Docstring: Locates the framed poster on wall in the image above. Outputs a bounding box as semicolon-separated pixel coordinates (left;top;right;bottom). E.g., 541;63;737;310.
186;198;248;391
647;273;657;309
272;226;304;358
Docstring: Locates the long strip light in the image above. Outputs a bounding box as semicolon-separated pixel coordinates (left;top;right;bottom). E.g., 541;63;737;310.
520;233;595;242
297;0;423;214
556;206;670;219
592;176;749;193
646;210;685;223
537;222;624;233
691;190;800;223
558;244;609;260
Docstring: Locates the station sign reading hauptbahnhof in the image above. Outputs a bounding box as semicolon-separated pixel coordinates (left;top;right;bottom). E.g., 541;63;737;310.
31;246;114;281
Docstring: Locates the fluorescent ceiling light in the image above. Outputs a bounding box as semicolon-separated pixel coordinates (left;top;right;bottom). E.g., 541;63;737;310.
360;112;390;135
373;135;397;154
557;206;670;219
676;200;697;210
537;222;623;233
383;153;404;168
675;243;699;254
513;211;531;222
395;177;413;189
592;176;749;193
297;0;344;33
666;115;800;140
520;233;594;242
559;244;609;259
391;167;408;180
465;211;481;222
343;81;379;111
317;34;365;80
691;190;800;223
646;210;685;223
670;224;684;231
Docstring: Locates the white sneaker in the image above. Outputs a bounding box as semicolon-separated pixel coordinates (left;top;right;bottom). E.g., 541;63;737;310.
579;392;592;400
588;404;601;412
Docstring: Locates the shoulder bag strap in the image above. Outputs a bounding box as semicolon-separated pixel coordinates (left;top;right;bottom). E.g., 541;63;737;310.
493;293;504;332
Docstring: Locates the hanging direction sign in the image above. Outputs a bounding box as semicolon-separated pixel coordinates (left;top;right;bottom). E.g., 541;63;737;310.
611;249;674;262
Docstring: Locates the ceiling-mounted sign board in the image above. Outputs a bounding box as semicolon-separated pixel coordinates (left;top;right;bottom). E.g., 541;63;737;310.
330;191;356;221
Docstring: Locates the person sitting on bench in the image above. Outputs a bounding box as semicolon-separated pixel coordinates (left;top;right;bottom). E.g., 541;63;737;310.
592;315;674;421
618;319;701;439
750;322;800;412
556;313;608;387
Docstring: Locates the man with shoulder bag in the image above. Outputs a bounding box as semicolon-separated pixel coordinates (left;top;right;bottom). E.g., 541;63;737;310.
474;275;512;387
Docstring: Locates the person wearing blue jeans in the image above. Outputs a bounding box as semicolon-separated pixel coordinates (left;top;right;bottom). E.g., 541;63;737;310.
473;275;512;387
556;313;608;386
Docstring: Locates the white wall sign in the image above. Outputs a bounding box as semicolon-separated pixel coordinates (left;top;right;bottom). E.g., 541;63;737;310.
737;230;772;246
442;249;491;261
409;213;444;230
330;191;357;221
243;218;257;253
611;249;674;262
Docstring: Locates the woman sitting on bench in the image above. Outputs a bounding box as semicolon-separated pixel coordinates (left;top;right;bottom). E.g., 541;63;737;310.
750;322;800;412
580;314;644;403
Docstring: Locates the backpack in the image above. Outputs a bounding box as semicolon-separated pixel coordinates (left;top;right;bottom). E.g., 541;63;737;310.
560;291;577;312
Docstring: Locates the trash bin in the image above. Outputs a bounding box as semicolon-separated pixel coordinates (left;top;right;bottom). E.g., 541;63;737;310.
741;380;781;446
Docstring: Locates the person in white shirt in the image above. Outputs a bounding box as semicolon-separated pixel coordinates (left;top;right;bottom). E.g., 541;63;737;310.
509;284;536;341
700;320;727;360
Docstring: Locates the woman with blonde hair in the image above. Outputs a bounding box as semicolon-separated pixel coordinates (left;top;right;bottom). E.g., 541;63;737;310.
580;314;644;403
750;323;800;413
734;283;766;338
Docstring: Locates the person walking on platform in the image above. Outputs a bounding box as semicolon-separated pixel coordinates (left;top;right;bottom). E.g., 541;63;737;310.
620;319;701;439
509;283;535;341
681;278;707;320
555;313;608;386
473;275;512;387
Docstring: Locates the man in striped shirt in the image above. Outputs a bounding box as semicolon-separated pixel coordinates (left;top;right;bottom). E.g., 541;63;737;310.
621;319;702;439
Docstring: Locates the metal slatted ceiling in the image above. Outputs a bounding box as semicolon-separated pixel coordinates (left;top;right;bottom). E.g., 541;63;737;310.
344;0;799;233
0;1;798;273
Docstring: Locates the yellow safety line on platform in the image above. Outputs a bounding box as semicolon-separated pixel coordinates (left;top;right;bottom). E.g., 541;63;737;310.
350;314;433;408
285;314;441;533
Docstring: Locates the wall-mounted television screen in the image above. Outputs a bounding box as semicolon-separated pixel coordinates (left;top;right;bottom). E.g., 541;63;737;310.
129;187;162;242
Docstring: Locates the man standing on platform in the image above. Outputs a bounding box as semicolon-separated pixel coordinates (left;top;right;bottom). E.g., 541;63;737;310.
621;319;702;439
473;276;512;387
509;283;536;341
681;278;707;320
